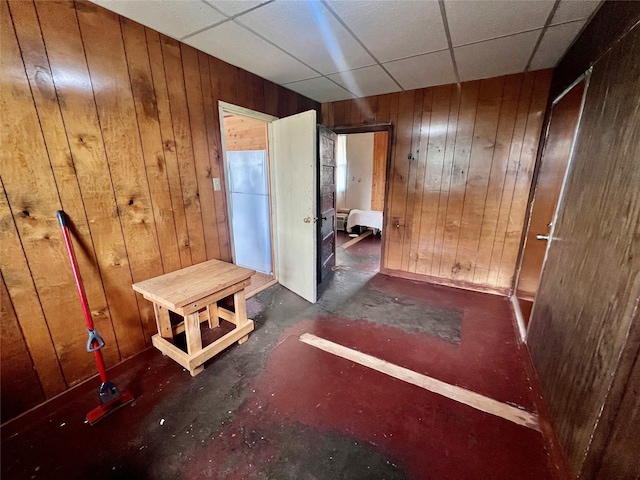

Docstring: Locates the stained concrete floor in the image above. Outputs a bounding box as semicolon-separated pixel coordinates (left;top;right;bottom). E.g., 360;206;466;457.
2;247;561;479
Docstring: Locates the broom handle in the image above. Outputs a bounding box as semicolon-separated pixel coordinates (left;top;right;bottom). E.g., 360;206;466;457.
57;211;108;384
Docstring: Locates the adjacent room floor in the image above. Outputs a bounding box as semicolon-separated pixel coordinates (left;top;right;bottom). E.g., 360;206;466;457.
1;265;561;480
336;230;382;273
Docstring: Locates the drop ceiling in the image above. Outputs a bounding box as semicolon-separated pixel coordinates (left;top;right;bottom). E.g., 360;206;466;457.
92;0;602;103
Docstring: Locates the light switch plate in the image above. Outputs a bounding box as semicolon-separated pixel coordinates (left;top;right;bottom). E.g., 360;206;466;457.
213;178;221;191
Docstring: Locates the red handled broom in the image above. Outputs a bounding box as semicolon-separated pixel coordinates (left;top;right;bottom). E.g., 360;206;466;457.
57;210;134;425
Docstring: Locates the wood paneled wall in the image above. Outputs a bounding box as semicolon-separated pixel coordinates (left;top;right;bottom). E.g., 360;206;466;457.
322;71;552;292
527;12;640;480
0;0;318;423
223;115;268;151
371;132;387;212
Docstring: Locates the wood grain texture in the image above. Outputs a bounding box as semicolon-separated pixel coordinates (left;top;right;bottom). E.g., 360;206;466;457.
516;81;585;300
223;116;268;151
323;72;551;291
527;22;640;478
0;271;45;423
595;333;640;479
371;132;387;212
0;0;318;422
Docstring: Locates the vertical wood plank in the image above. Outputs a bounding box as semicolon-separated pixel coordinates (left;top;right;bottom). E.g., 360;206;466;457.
199;50;231;261
0;272;45;423
332;100;346;126
473;75;523;284
404;88;429;272
454;77;505;282
9;0;120;365
415;85;451;276
120;17;182;274
2;1;116;383
34;0;146;358
487;73;535;286
209;56;237;105
0;185;66;397
438;81;480;279
321;103;334;128
263;80;279;118
160;35;207;264
385;91;413;270
234;67;254;110
497;70;551;286
431;84;460;276
375;94;391;123
181;44;221;261
76;2;164;341
371;131;387;211
145;29;192;268
382;93;400;266
252;73;266;113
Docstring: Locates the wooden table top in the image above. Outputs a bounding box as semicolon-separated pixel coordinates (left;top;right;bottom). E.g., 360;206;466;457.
132;259;255;310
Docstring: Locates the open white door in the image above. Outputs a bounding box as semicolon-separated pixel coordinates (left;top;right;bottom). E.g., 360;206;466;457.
270;110;317;303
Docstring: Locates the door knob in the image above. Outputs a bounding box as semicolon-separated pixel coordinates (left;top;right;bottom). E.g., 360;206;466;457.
536;234;549;241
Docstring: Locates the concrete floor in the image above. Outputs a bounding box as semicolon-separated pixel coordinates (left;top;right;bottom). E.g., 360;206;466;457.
2;246;561;479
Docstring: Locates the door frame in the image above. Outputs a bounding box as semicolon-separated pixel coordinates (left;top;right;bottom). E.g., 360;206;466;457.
510;69;592;341
331;123;393;270
218;101;278;283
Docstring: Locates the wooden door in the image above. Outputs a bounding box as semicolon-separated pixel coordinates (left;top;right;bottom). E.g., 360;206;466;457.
271;110;318;303
516;81;586;305
318;126;337;282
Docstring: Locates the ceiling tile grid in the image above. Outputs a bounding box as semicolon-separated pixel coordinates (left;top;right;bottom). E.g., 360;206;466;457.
93;0;226;39
529;18;588;71
235;1;377;75
445;0;555;47
455;30;541;82
283;76;356;103
328;64;402;98
384;49;456;91
89;0;603;103
324;0;448;63
184;21;318;84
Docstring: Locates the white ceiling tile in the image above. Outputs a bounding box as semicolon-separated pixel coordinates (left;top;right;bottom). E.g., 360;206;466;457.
325;0;447;63
529;19;586;70
327;65;400;98
283;77;356;103
455;30;540;82
552;0;601;25
236;1;375;75
384;50;455;90
184;22;317;84
446;0;554;46
205;0;266;17
92;0;226;39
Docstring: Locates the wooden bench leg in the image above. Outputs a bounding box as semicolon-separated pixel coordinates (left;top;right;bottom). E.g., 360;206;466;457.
233;290;248;326
153;304;173;340
183;311;203;356
207;302;219;329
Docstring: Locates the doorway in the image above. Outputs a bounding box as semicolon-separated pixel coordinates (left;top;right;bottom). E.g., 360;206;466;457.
220;105;278;297
334;129;389;274
513;75;590;331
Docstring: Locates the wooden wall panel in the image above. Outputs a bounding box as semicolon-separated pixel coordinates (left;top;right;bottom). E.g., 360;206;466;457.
0;0;318;422
370;132;387;212
223;116;268;151
121;18;182;274
323;71;552;292
0;273;44;423
527;20;640;479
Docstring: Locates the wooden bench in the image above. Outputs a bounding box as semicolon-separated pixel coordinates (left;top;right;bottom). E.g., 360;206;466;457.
132;259;255;376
